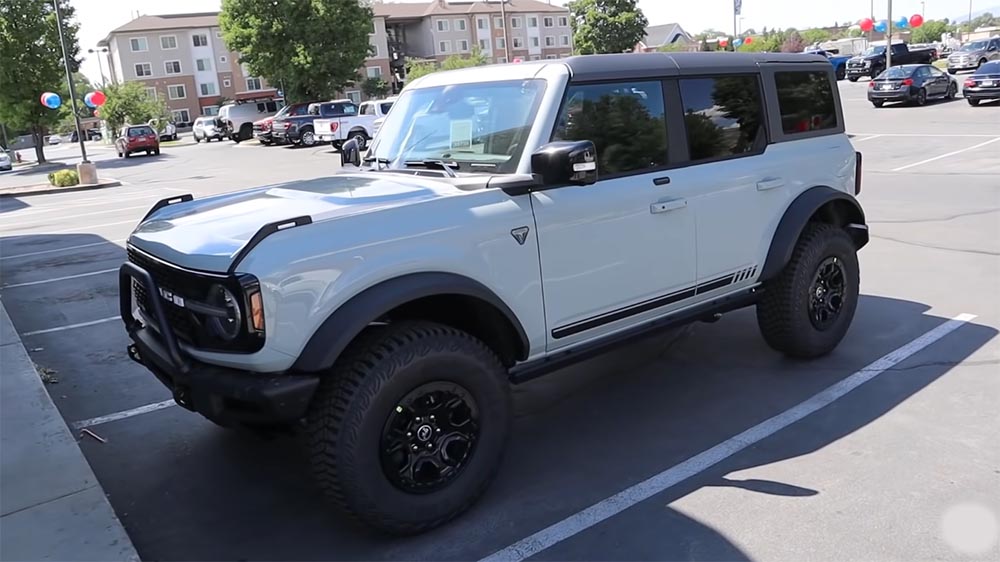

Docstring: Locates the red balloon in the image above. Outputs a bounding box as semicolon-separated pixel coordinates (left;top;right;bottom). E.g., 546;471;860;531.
719;38;729;47
859;18;874;32
909;14;924;28
744;36;753;44
91;90;106;106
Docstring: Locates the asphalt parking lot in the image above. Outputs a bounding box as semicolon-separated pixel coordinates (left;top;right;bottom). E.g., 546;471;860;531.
1;80;998;561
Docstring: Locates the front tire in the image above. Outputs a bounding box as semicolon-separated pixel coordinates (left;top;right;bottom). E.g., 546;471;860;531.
947;83;957;100
836;65;846;80
306;321;511;534
756;223;859;359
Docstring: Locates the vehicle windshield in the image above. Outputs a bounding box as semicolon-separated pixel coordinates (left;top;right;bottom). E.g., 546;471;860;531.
959;41;988;51
862;45;886;56
368;79;547;175
878;66;914;79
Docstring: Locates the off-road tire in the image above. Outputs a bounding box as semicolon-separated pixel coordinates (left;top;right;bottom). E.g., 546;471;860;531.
756;223;859;359
306;321;511;534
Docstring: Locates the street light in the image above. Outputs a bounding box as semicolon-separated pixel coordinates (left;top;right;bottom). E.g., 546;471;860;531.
87;47;109;86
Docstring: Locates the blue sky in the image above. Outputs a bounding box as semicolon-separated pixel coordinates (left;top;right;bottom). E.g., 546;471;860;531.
76;0;986;83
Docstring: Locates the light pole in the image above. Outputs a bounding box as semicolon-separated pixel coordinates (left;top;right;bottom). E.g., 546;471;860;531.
886;0;892;70
499;0;510;61
968;0;974;41
88;47;109;85
52;0;88;165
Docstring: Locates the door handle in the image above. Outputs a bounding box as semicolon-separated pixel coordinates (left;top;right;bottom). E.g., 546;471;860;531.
650;198;687;214
757;178;785;191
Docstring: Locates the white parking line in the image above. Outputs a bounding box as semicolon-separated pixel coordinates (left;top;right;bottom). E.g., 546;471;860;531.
72;400;177;430
2;268;117;289
1;193;160;216
479;313;977;562
851;134;883;142
21;316;119;336
0;218;136;235
0;239;126;261
891;138;1000;172
1;204;151;229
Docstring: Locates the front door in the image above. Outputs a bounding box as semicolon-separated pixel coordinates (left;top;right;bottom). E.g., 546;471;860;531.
531;79;697;350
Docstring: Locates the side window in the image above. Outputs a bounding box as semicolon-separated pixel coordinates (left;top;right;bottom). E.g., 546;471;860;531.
892;43;906;55
360;103;375;116
774;71;837;135
552;80;668;176
678;75;764;161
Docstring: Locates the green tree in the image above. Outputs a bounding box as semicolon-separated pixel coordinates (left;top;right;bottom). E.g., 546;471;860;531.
657;42;687;52
801;29;832;46
569;0;648;54
98;82;168;137
0;0;80;163
404;48;489;82
405;60;438;81
911;20;955;43
220;0;373;102
362;77;389;99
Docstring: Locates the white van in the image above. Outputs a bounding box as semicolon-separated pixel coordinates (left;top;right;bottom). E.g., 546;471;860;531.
218;100;284;143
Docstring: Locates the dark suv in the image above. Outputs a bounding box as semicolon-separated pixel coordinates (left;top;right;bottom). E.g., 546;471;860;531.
116;125;160;158
271;101;355;147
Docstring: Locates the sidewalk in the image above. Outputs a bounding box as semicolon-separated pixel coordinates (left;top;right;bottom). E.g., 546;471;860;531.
0;303;139;561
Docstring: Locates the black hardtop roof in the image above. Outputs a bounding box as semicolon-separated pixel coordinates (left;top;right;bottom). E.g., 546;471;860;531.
562;52;831;82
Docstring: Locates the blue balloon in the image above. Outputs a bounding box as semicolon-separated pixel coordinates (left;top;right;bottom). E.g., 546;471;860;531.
896;16;909;28
874;20;887;33
734;38;743;47
40;92;61;109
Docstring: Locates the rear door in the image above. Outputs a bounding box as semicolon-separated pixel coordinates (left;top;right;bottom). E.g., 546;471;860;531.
923;66;950;95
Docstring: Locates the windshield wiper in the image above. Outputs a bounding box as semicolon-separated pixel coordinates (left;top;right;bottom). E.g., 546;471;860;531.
403;159;459;178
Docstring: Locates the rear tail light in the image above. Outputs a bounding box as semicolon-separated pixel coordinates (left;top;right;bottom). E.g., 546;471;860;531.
868;81;875;88
901;78;913;86
329;122;339;133
964;79;975;87
854;151;862;195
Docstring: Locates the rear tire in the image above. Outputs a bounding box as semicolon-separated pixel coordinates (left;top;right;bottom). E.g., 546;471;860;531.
154;148;160;155
872;100;884;108
914;88;927;106
968;98;980;106
756;223;859;359
306;321;511;535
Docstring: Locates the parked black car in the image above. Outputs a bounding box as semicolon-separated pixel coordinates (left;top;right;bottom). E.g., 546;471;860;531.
868;64;958;107
271;101;356;147
963;61;1000;106
847;42;937;81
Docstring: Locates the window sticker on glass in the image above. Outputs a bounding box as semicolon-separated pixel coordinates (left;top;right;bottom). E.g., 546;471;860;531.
450;120;473;149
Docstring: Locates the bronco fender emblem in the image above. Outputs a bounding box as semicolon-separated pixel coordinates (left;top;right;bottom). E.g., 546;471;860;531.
511;226;529;245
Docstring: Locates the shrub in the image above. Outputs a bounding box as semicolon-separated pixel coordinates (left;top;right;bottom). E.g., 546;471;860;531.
48;169;80;187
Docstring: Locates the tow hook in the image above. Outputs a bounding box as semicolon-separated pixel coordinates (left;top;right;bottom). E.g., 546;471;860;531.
126;344;143;365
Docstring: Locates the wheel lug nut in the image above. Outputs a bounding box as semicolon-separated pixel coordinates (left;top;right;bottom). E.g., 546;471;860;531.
412;444;419;451
415;417;421;422
436;428;442;433
427;443;433;449
406;432;412;437
429;415;435;420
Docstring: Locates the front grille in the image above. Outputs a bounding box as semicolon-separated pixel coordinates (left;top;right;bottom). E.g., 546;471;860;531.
127;246;220;346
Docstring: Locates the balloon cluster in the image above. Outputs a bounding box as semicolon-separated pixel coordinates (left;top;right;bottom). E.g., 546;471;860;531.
40;92;61;109
39;90;106;110
859;14;924;32
718;35;753;49
84;91;106;108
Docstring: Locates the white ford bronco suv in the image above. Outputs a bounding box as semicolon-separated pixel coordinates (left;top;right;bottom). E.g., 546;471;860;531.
120;53;867;534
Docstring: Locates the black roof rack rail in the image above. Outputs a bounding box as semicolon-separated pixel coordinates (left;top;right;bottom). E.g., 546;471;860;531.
142;194;194;222
227;215;313;275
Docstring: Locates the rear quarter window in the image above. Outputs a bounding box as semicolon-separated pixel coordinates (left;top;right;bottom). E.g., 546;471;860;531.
774;71;838;135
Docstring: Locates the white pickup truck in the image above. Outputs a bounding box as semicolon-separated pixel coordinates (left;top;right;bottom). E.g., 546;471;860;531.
314;96;396;150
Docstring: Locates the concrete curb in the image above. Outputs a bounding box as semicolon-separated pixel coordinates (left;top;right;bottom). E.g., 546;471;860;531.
0;302;139;561
0;179;123;198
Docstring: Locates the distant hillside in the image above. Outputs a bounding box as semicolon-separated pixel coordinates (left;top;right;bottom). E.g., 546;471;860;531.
952;5;1000;23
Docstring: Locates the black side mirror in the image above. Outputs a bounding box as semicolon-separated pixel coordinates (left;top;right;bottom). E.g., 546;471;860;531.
341;138;361;167
531;140;598;186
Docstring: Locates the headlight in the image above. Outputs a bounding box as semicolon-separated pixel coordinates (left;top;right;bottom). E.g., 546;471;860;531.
206;283;242;341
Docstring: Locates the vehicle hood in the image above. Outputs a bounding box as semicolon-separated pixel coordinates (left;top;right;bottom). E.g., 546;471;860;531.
128;173;458;273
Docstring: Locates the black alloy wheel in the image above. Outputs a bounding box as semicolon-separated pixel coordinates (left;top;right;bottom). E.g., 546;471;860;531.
807;257;847;331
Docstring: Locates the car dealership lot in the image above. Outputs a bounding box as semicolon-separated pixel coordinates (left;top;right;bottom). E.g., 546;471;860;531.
1;84;998;560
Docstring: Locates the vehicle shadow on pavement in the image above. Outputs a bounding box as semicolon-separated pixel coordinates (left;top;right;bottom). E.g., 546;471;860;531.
63;284;995;561
0;196;29;214
90;152;174;170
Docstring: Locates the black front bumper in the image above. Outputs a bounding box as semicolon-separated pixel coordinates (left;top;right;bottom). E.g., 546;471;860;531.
847;67;873;78
119;262;319;427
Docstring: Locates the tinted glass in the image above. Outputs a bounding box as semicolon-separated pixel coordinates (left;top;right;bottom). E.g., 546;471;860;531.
553;81;667;175
128;126;154;137
774;71;837;134
678;76;763;161
360;104;375;116
976;61;1000;74
380;102;394;114
880;66;914;79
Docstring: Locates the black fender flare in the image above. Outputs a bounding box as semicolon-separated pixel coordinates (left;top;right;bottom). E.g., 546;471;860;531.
292;272;530;373
759;186;868;282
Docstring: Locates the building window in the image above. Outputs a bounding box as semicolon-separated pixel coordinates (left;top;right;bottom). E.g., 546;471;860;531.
346;90;361;104
144;87;157;99
496;37;506;50
554;80;668;175
529;16;538;28
561;53;571;58
370;20;376;34
511;17;521;28
167;85;186;99
546;54;557;59
531;37;540;47
543;17;554;28
513;37;524;48
129;37;147;52
219;55;228;63
678;76;765;161
222;78;231;88
164;60;181;74
456;19;467;31
477;17;488;30
199;82;217;96
171;109;191;124
479;38;490;50
134;63;152;77
202;105;219;116
458;39;469;52
559;16;569;27
366;66;382;78
436;19;449;32
370;44;380;57
160;35;177;50
494;17;504;28
438;40;451;53
192;34;208;47
530;55;540;60
246;77;262;91
561;35;570;46
545;36;555;46
196;58;212;71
